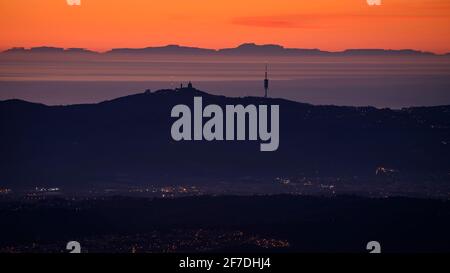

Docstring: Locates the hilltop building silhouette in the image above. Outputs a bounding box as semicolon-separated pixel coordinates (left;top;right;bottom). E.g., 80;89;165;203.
175;81;194;90
175;81;195;91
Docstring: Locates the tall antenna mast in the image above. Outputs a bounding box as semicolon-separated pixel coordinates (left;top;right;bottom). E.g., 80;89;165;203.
264;64;269;98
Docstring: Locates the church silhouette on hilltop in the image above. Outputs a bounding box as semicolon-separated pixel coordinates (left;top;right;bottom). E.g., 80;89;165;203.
176;81;194;91
145;66;269;97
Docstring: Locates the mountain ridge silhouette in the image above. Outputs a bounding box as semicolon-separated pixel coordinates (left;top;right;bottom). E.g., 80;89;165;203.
2;43;442;56
1;88;450;189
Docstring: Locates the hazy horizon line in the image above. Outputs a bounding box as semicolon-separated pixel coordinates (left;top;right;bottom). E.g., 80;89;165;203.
2;86;450;110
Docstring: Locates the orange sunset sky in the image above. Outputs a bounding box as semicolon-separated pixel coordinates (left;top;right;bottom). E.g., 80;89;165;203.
0;0;450;53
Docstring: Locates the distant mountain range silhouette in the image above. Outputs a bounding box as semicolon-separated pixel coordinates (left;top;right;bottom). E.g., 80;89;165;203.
2;43;445;56
3;46;97;54
1;88;450;188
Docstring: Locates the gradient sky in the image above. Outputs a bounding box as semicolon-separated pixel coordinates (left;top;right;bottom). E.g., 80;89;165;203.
0;0;449;53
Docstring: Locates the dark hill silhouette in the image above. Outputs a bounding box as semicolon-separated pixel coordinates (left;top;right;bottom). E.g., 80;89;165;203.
1;88;450;188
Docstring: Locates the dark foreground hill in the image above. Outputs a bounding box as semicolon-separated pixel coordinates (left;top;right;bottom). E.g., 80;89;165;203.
1;88;450;188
